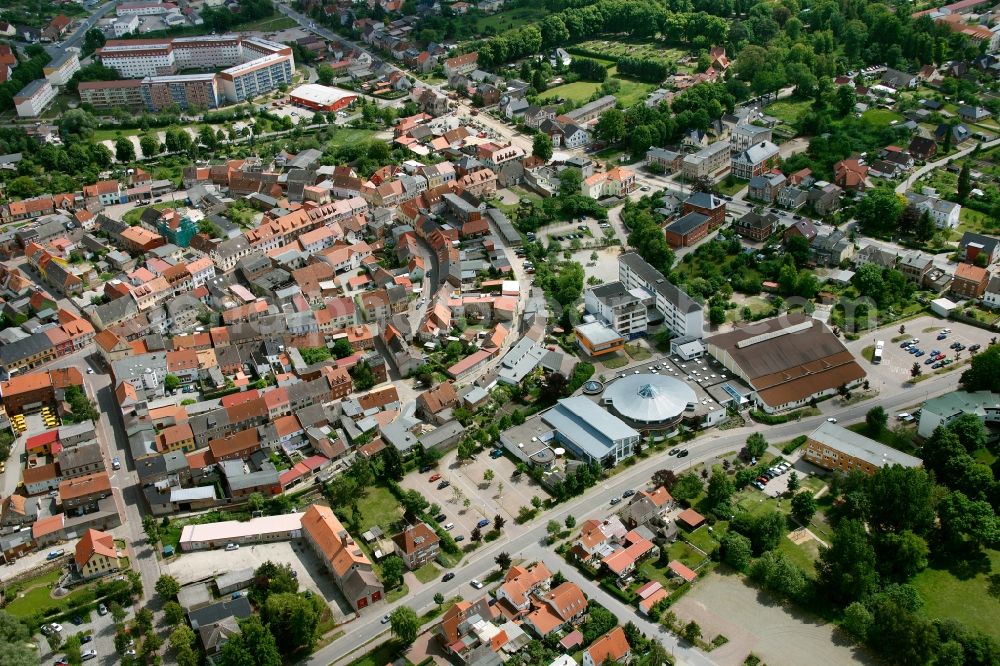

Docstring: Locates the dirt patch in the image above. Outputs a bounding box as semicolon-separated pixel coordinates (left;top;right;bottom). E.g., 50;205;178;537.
671;571;875;666
787;528;812;545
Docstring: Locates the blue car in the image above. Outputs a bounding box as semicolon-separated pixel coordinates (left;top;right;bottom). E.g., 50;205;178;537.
937;333;948;340
925;357;936;364
476;519;490;529
916;350;925;357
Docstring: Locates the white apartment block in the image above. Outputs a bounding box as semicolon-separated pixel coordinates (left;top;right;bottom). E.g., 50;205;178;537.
619;252;704;339
14;79;57;118
730;122;772;152
584;282;648;339
43;51;81;87
905;192;961;228
681;140;730;181
112;15;140;37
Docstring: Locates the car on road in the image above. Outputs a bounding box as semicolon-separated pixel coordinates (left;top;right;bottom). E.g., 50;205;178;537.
381;615;390;624
112;457;121;470
86;368;93;374
470;579;484;589
97;604;108;616
437;480;450;490
442;572;455;582
676;450;689;458
610;497;622;505
443;522;455;530
668;448;679;456
429;473;442;482
827;417;838;423
225;543;239;551
622;489;636;498
476;519;490;529
47;549;65;560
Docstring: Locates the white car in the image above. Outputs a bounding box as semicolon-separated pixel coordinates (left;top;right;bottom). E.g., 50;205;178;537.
225;543;239;551
81;649;97;661
827;417;838;423
470;579;484;589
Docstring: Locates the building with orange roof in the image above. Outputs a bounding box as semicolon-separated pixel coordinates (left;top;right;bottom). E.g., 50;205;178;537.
600;529;657;579
0;368;82;415
59;471;111;511
833;159;869;192
951;262;989;299
583;626;631;666
32;514;66;546
622;485;675;528
300;504;383;610
668;560;698;583
209;428;261;462
75;528;121;579
24;463;61;495
391;521;440;570
582;167;636;199
676;508;705;530
157;423;195;453
523;582;587;637
496;562;552;615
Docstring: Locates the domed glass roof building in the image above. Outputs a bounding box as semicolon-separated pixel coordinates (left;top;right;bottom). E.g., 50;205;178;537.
602;373;697;429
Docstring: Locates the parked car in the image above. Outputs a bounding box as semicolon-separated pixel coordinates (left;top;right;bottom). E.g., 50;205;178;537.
435;513;446;522
381;615;390;624
970;344;981;352
827;417;838;423
429;473;442;482
437;480;450;490
932;362;944;369
442;573;455;582
924;357;936;365
489;449;504;459
454;535;465;542
225;543;239;551
81;650;97;662
610;497;622;506
97;605;108;617
419;465;433;473
46;550;64;560
476;519;490;529
668;448;679;456
112;457;121;470
79;634;92;644
622;489;636;498
470;579;484;589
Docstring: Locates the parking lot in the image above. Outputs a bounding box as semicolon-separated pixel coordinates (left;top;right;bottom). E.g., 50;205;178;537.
842;315;995;392
166;541;354;619
399;449;549;542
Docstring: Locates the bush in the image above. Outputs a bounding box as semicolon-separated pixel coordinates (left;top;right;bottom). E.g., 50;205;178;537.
484;529;502;542
782;435;808;454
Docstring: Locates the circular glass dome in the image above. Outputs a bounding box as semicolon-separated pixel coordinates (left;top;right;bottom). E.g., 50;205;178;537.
604;373;697;424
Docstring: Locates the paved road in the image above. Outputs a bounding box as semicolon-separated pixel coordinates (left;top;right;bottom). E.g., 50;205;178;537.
895;137;1000;194
45;2;116;58
313;356;966;666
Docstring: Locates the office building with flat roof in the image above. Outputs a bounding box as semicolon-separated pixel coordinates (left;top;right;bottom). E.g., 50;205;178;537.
803;421;922;474
618;252;703;339
542;397;640;466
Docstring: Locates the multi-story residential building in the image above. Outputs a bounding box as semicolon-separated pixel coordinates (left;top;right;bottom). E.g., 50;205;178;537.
43;51;81;87
584;282;648;339
74;529;121;580
747;171;786;203
984;275;1000;310
59;471;112;512
898;251;934;285
681;192;726;230
959;232;1000;265
391;522;440;570
112;14;140;37
681;140;730;181
803;421;921;475
14;79;57;117
581;167;635;199
619;252;703;339
301;504;383;610
443;52;478;78
733;211;778;241
57;444;105;480
665;212;710;248
730;123;772;152
951;262;989;299
141;73;222;111
917;390;1000;438
78;79;144;109
645;147;682;173
905;192;961;228
563;95;616;124
218;53;293;103
731;141;780;180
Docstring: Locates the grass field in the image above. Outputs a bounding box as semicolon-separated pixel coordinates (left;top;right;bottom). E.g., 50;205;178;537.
472;6;549;33
237;15;297;31
544;67;655;108
4;569;96;618
912;549;1000;639
777;534;821;575
765;99;811;126
860;108;905;127
344;485;402;533
414;562;440;584
349;639;411;666
574;40;687;67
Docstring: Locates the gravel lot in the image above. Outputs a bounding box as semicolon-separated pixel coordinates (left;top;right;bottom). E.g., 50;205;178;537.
671;571;875;666
166;541;354;619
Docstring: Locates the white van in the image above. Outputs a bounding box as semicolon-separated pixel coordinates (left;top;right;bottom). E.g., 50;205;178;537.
443;523;455;531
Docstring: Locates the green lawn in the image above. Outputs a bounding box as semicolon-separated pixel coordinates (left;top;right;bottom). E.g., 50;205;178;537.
912;549;1000;640
544;67;654;108
414;562;440;584
625;344;651;361
765;99;811;126
860;108;905;128
92;128;143;142
4;570;96;619
472;6;549;33
846;423;918;455
237;15;297;30
667;540;708;568
345;485;402;533
545;80;603;103
123;200;178;226
349;639;412;666
680;526;720;556
777;534;821;575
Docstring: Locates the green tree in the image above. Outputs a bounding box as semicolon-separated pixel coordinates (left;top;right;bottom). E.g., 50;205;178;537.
873;531;929;580
164;374;181;392
262;593;323;652
247;492;267;514
787;471;800;492
547;520;561;541
720;531;753;570
155;574;180;600
709;305;726;327
139;135;161;157
163;601;185;626
843;601;873;641
219;616;282;666
115;136;135;163
706;470;735;517
381;555;404;589
483;469;495;486
495;552;512;570
960;344;1000;394
750;550;810;601
332;338;354;359
947;412;987;452
671;472;704;504
595;108;625;144
532;133;553;161
317;63;335;85
434;592;445;607
169;624;196;651
141;515;160;545
865;406;888;434
564;515;576;529
389;606;419;645
683;620;702;644
855;189;904;236
790;491;817;524
817;519;880;604
745;432;768;459
957;161;971;202
865;465;935;534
